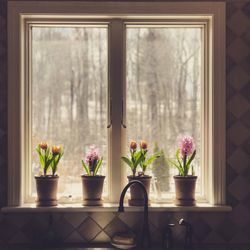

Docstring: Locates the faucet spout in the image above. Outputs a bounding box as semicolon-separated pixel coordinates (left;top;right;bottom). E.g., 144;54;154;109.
118;180;150;248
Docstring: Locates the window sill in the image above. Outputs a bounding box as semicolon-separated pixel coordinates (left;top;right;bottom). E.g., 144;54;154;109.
2;203;232;213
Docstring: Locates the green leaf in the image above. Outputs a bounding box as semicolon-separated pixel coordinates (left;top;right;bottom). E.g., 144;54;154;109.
186;150;196;169
167;158;184;176
121;156;133;169
134;151;142;162
82;160;90;175
36;147;45;167
176;149;182;168
134;153;144;168
94;158;103;176
145;154;161;166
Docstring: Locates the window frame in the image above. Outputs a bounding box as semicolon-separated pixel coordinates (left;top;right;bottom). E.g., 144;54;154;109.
8;1;226;206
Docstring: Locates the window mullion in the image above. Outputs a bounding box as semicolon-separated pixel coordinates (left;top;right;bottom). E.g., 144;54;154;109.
109;19;124;203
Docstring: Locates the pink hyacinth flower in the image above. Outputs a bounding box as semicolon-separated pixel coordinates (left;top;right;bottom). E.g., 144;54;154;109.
85;145;100;166
179;136;194;156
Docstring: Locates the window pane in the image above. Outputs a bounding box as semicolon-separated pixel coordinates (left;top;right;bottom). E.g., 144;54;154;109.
31;26;108;201
126;26;203;200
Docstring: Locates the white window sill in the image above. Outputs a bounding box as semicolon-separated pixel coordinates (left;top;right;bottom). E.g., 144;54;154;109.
1;203;232;213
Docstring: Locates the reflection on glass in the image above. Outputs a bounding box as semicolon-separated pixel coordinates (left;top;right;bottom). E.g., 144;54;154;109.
126;27;202;199
31;26;108;200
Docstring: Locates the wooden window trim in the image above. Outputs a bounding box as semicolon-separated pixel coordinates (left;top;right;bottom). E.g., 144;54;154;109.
8;1;225;206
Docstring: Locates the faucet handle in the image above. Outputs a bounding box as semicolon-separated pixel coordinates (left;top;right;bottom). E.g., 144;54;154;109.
167;223;175;228
179;219;193;249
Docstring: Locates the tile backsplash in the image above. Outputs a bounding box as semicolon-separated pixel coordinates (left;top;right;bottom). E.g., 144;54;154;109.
0;0;249;247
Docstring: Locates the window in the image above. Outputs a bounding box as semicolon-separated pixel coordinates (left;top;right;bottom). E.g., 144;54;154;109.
126;26;203;200
8;1;226;206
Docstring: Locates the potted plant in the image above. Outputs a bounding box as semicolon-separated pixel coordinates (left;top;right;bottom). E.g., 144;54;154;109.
168;136;197;206
35;142;64;206
81;145;105;206
121;140;161;206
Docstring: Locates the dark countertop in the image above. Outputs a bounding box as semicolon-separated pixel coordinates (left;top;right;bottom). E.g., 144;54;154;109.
2;243;250;250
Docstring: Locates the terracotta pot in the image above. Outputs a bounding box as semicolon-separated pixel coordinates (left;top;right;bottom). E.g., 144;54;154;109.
127;175;151;206
174;175;197;206
81;175;105;206
35;175;59;207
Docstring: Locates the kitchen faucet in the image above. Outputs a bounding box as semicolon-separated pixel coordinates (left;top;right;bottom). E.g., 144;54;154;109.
118;180;151;248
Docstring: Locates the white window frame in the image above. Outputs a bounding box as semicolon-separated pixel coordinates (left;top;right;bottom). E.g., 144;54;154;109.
7;1;225;207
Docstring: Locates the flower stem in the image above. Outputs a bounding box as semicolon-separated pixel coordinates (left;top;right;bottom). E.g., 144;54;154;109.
183;155;187;176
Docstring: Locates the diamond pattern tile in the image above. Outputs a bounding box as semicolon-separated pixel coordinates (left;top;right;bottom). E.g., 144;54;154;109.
90;212;115;228
227;38;249;64
226;165;239;186
227;121;249;146
228;175;250;201
51;215;74;240
21;215;49;241
119;212;143;230
227;10;250;36
227;2;239;19
191;217;212;243
103;217;129;238
200;213;226;230
242;137;250;155
242;28;250;47
226;193;240;208
226;84;237;102
93;231;111;242
77;217;102;242
240;109;250;129
240;81;250;102
228;148;250;173
241;54;250;75
216;217;239;242
65;231;86;243
242;165;250;181
241;2;250;17
228;65;249;91
226;27;237;47
63;212;88;228
228;204;250;227
229;94;249;118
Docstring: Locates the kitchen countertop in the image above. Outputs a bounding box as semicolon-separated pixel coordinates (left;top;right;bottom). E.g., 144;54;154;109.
2;243;250;250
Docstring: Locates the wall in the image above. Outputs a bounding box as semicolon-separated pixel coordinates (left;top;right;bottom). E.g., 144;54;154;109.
0;0;250;248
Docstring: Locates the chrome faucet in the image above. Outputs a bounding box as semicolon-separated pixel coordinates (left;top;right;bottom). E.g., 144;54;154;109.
118;180;151;248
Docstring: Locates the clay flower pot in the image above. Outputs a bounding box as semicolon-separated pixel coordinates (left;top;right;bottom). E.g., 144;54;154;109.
81;175;105;206
174;175;197;206
127;175;151;206
35;175;59;207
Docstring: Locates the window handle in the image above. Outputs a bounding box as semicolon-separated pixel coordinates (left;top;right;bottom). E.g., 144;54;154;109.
107;99;112;128
121;99;127;128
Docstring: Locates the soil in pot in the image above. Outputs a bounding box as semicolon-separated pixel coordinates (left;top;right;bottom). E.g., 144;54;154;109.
35;175;59;207
174;175;197;206
81;175;105;206
127;175;151;206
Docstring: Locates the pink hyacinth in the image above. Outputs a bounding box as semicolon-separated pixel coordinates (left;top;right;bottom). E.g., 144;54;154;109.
85;145;100;166
179;136;194;156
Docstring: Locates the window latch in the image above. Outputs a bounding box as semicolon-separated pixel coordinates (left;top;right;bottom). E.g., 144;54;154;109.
121;99;127;128
107;99;112;128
